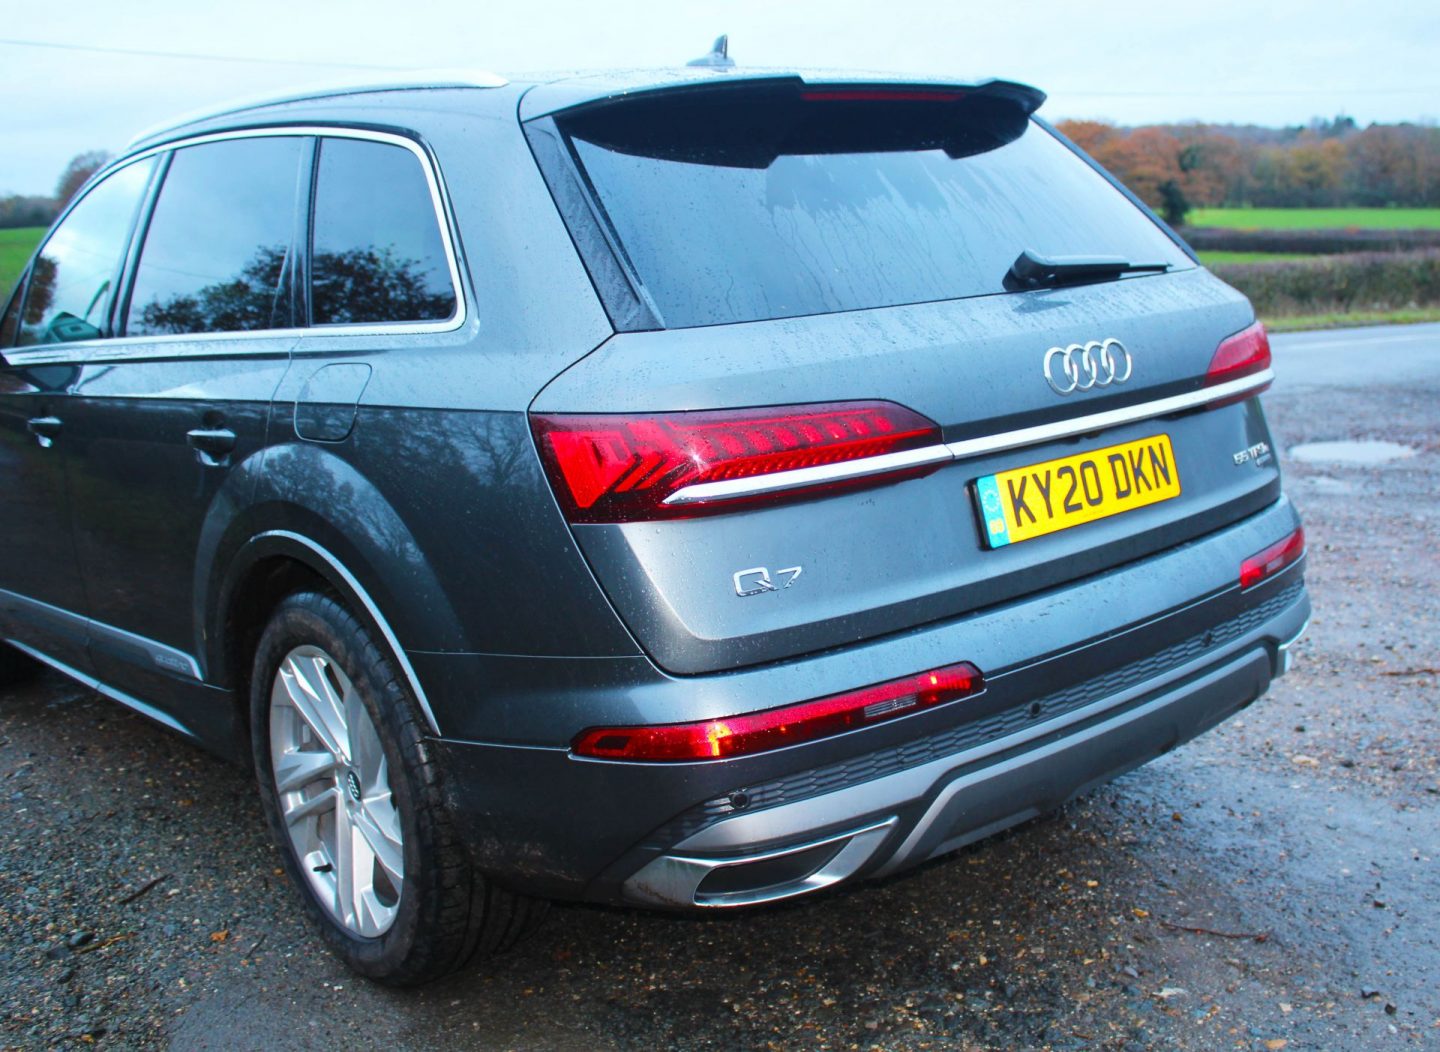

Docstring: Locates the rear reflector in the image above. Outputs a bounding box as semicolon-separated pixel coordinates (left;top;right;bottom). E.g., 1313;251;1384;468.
1207;321;1272;388
532;401;943;523
572;662;985;762
1240;526;1305;589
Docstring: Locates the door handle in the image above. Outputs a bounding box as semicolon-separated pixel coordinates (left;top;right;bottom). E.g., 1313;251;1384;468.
186;427;236;467
27;415;62;448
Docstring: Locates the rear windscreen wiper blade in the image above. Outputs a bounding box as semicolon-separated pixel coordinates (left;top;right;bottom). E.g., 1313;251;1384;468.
1007;249;1171;290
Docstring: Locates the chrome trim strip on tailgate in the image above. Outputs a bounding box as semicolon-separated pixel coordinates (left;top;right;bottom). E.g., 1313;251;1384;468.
662;445;954;506
943;369;1274;461
662;370;1274;508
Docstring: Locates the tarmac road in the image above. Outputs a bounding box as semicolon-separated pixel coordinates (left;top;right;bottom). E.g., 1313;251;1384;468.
1269;322;1440;390
1;323;1436;1050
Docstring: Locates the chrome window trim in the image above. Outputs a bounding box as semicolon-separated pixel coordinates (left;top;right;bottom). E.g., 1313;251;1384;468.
660;369;1275;507
3;125;468;367
259;530;442;736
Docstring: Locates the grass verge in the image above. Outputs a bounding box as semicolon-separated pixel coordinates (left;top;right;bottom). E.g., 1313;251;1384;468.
1261;307;1440;332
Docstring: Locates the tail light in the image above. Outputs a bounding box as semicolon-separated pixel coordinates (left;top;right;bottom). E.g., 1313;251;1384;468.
531;401;944;523
1207;321;1272;391
572;662;984;762
1240;526;1305;589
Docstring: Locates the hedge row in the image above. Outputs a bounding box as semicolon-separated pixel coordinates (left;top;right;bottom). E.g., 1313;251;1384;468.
1210;250;1440;315
1183;226;1440;255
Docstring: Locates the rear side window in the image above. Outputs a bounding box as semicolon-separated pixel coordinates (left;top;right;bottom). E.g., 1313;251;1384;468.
126;137;305;337
16;159;154;346
310;137;457;325
546;83;1193;329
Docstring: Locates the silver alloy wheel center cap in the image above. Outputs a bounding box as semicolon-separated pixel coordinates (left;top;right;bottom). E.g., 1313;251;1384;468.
345;769;363;803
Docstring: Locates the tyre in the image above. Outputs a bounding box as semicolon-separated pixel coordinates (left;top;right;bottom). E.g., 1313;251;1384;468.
0;642;40;687
250;591;545;984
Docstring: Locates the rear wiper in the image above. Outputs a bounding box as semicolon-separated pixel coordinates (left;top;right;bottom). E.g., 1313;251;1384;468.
1007;249;1171;290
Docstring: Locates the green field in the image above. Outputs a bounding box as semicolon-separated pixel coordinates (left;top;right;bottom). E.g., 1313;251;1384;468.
1197;250;1317;265
1188;207;1440;230
0;227;45;301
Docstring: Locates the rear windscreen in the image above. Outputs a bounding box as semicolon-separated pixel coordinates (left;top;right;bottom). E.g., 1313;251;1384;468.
546;84;1193;329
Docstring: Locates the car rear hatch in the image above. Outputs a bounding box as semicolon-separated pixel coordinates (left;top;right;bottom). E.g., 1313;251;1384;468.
524;76;1281;675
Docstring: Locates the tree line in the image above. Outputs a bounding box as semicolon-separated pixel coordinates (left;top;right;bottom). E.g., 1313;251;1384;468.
7;120;1440;232
1056;117;1440;225
0;151;110;229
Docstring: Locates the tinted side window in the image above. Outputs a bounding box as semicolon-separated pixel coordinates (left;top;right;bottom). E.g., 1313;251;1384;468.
126;137;305;337
310;138;457;325
16;159;154;347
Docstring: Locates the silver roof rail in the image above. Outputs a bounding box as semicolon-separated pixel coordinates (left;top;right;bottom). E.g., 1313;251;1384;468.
127;68;509;148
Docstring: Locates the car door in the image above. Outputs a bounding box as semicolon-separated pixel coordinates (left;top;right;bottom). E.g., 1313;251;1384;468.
0;158;157;672
60;134;307;727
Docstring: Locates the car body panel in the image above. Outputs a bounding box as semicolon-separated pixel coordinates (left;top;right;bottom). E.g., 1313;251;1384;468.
64;342;294;683
534;269;1274;673
0;72;1311;918
0;354;92;671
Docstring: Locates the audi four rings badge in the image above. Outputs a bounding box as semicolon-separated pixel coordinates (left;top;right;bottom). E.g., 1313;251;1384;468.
1043;339;1133;395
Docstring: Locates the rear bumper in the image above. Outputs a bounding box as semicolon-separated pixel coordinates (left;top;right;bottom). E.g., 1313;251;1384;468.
625;626;1292;907
433;541;1308;907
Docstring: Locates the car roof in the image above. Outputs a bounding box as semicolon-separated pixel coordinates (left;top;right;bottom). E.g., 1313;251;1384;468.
128;65;1044;149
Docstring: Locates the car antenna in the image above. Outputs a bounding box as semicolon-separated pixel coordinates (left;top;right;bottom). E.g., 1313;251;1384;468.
687;34;735;68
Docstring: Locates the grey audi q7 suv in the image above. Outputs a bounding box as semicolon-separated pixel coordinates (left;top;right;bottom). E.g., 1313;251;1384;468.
0;66;1309;984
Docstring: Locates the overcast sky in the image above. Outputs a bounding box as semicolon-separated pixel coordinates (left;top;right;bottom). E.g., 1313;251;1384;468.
3;0;1436;196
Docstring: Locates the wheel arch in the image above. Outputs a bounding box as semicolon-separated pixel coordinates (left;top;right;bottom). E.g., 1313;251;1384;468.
209;528;448;737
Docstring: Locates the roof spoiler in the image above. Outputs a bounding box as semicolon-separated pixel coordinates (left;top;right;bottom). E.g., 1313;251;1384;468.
551;76;1048;169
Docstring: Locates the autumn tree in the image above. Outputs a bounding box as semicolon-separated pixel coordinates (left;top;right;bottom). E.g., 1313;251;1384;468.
53;151;112;210
1055;120;1116;155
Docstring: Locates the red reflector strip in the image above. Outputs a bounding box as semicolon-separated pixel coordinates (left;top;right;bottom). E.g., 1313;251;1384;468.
1240;526;1305;589
572;662;984;762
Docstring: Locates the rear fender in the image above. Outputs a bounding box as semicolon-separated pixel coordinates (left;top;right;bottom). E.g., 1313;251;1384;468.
202;442;465;734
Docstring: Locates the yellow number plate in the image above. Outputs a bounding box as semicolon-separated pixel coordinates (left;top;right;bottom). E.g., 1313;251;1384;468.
973;434;1181;548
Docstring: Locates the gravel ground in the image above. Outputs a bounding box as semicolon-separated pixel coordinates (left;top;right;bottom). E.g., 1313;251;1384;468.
1;364;1437;1051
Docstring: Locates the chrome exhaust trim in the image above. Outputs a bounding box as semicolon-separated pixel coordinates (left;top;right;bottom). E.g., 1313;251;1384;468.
623;817;897;908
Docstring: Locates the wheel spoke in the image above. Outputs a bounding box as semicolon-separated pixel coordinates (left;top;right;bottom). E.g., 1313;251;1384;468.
333;796;359;929
274;750;340;794
357;888;391;937
279;655;347;758
352;805;405;885
283;785;339;827
348;689;380;786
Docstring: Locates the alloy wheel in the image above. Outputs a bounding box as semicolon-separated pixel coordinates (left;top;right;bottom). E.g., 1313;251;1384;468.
269;645;405;937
